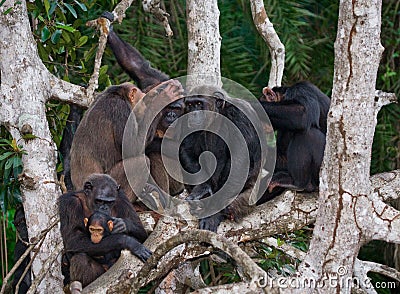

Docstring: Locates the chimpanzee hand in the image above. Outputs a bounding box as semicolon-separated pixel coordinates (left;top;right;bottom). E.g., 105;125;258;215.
101;11;114;22
122;235;152;262
110;217;128;234
151;79;184;105
198;212;225;232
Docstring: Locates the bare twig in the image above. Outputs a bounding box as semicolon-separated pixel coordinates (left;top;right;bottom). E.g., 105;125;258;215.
85;17;112;103
0;216;59;294
142;0;173;37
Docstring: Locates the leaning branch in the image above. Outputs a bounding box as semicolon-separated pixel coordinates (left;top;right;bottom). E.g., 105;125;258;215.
249;0;285;87
131;230;266;293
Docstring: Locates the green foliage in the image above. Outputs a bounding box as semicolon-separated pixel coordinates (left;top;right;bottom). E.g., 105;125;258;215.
27;0;114;87
0;129;25;213
0;208;17;288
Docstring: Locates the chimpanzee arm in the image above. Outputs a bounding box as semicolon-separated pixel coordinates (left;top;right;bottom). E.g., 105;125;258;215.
111;191;148;243
261;102;311;131
107;28;169;92
59;192;150;260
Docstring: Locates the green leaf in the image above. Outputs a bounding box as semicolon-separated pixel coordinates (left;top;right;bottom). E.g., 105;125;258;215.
277;238;285;246
48;1;57;16
43;0;50;14
4;157;13;171
77;36;88;47
3;7;13;14
64;3;77;18
55;23;76;33
22;134;38;140
73;0;87;12
51;29;62;44
41;26;51;42
0;152;13;161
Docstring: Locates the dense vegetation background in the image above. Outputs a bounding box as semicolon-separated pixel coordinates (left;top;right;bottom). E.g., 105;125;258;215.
1;0;399;291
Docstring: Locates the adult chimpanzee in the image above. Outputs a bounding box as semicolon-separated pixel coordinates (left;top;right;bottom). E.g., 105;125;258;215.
59;174;151;288
256;81;330;204
70;81;183;202
101;12;185;196
179;86;265;232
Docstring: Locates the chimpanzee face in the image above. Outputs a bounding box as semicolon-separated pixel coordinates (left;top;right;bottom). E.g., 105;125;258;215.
84;211;114;244
159;100;185;131
83;174;119;215
184;95;224;129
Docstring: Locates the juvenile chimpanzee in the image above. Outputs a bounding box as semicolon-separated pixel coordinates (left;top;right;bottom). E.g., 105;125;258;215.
84;211;120;271
70;81;183;202
179;87;265;232
59;173;151;288
257;81;330;204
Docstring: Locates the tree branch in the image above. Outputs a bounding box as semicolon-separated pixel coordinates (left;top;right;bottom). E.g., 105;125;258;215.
142;0;173;37
49;78;89;107
370;169;400;201
130;230;267;293
249;0;285;87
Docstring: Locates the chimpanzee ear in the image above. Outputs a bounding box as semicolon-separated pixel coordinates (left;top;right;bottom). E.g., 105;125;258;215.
84;218;89;227
128;87;138;105
84;181;93;194
107;220;114;232
213;91;226;110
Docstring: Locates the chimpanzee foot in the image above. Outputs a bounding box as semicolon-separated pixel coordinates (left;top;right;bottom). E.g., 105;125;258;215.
199;213;225;232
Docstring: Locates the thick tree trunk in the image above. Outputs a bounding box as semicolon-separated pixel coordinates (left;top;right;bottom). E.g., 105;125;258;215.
0;1;63;292
297;1;385;293
186;0;221;87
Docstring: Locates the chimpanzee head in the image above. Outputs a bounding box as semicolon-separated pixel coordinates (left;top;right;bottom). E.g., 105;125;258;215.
83;174;120;215
84;211;114;244
184;86;226;129
261;86;288;102
158;99;185;133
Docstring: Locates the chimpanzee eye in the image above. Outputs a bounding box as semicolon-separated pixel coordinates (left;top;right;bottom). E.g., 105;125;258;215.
95;199;103;205
84;182;93;191
196;101;202;106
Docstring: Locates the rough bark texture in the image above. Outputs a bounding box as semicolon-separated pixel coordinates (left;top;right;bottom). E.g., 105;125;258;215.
249;0;285;87
0;1;63;292
297;1;387;293
186;0;221;87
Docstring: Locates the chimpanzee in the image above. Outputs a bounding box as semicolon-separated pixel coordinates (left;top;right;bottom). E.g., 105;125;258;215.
59;173;151;288
70;81;183;202
84;211;120;271
12;206;31;294
256;81;330;204
59;104;83;191
101;12;185;196
179;86;265;232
